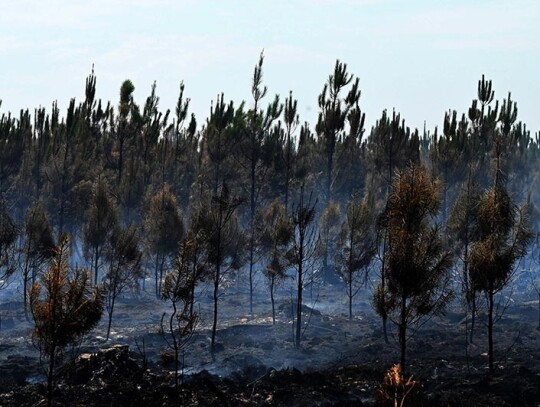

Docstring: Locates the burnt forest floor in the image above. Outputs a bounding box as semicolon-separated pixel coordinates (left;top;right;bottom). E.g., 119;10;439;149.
1;279;540;406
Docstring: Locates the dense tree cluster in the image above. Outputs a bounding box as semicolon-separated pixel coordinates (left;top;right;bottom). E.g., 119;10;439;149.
1;56;538;381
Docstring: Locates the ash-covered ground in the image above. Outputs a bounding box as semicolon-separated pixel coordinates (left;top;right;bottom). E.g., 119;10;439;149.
1;275;540;406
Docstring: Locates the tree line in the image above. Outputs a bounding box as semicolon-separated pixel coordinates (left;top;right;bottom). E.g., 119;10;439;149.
1;55;539;405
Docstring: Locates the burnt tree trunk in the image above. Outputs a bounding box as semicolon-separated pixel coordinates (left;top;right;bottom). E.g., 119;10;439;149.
400;294;407;372
47;343;56;407
470;294;477;343
537;292;540;331
296;248;303;348
348;273;353;320
211;231;222;353
488;287;495;373
270;276;276;325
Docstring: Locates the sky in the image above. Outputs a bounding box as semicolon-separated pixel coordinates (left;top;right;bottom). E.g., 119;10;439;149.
1;0;539;135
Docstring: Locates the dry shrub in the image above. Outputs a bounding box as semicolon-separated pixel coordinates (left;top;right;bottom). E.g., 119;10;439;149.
377;364;422;407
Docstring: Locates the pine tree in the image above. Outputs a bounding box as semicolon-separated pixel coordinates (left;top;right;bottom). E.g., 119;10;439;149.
260;199;293;324
469;88;533;373
367;109;420;343
83;178;118;284
288;187;317;347
161;236;200;398
242;52;282;313
30;236;103;407
21;203;56;317
375;164;453;371
193;183;244;353
144;184;184;298
447;167;481;343
335;193;376;319
316;202;340;283
103;225;142;340
316;60;362;204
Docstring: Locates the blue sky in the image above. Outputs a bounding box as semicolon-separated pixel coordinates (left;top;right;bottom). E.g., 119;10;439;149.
1;0;539;134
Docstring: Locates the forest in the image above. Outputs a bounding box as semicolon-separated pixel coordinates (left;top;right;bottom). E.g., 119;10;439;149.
1;54;540;407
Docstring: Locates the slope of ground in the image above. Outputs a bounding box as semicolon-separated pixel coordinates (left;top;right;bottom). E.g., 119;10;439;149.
1;280;540;406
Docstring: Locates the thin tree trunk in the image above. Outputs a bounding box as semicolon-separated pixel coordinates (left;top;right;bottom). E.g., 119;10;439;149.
158;255;166;298
348;276;353;320
470;295;476;344
170;301;180;406
322;227;330;284
189;281;196;321
348;232;354;320
155;254;160;298
537;293;540;331
270;277;276;325
400;295;407;372
118;138;124;182
465;303;470;372
382;314;389;344
326;150;333;205
106;294;116;340
189;248;199;319
284;135;291;210
211;199;224;355
174;345;179;406
381;235;389;344
249;138;257;314
93;247;99;285
211;266;220;352
249;245;254;314
22;239;33;320
47;345;56;407
211;229;222;354
488;289;494;373
296;257;303;348
23;270;29;320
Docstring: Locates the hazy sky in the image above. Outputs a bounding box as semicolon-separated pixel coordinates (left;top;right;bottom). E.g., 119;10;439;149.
1;0;539;134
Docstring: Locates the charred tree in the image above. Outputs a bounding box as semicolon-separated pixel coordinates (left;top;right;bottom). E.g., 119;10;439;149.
335;193;376;320
144;184;184;298
469;85;533;373
30;236;103;407
242;52;282;314
316;61;362;281
83;178;118;285
470;185;531;373
194;183;244;354
288;188;317;348
116;80;141;184
316;202;340;284
316;60;362;205
103;225;142;340
283;91;299;210
447;167;481;344
161;237;200;404
375;164;453;372
204;94;237;195
260;199;293;324
21;203;56;318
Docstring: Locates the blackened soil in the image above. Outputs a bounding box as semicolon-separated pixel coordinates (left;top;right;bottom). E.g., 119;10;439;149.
1;285;540;406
